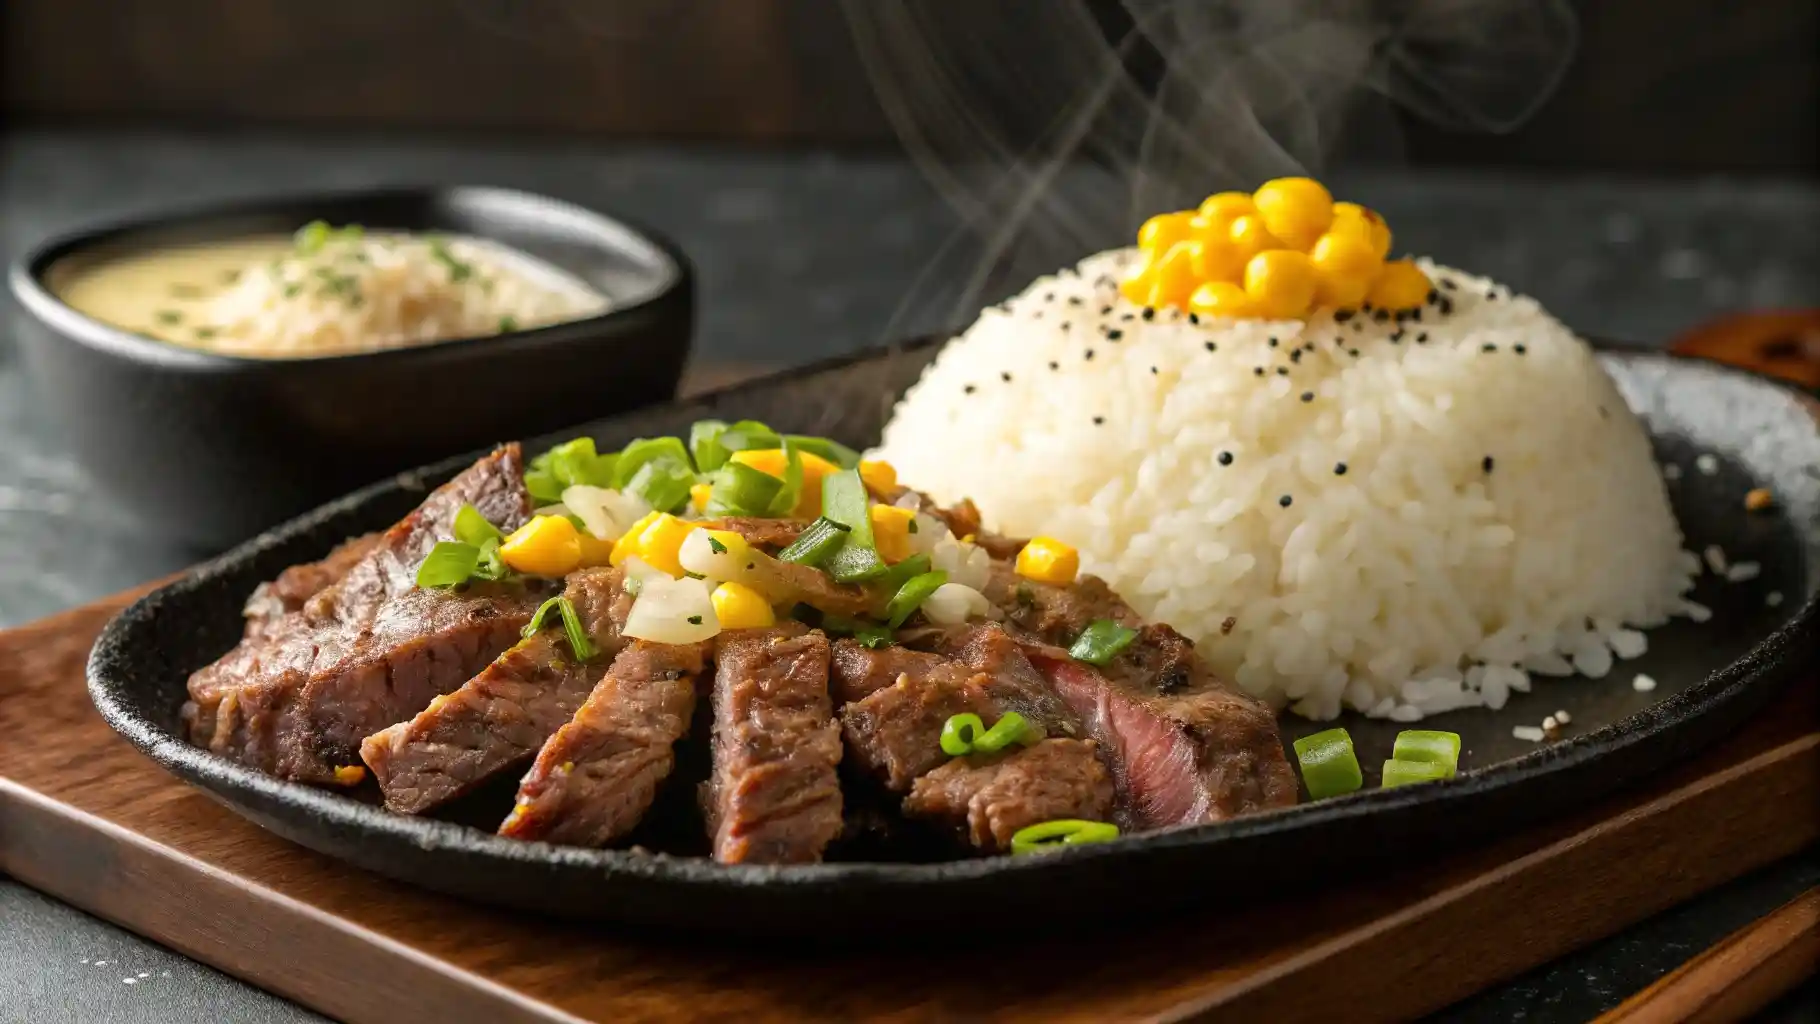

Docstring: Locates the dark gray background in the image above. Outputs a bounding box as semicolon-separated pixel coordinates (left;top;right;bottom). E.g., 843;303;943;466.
1;129;1817;1023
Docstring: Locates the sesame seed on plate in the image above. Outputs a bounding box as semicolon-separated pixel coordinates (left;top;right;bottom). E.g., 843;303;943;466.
1554;710;1572;725
1512;725;1546;742
1767;591;1785;607
1696;454;1719;475
1632;673;1658;692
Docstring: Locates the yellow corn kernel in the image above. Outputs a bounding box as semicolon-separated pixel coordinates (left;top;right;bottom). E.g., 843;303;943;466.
1331;202;1392;260
730;448;841;518
1016;536;1080;585
609;510;663;567
858;459;898;496
870;504;917;564
1118;248;1159;305
711;581;776;630
1141;241;1201;309
1226;214;1284;263
1308;231;1382;310
1196;191;1257;222
1243;250;1319;320
333;765;367;787
1188;280;1258;319
1367;259;1432;312
632;513;701;577
500;514;584;577
1186;229;1247;282
577;530;616;568
690;481;712;512
1252;177;1333;250
1137;211;1195;254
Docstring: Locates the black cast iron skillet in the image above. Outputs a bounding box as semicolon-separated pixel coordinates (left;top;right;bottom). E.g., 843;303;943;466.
87;337;1820;939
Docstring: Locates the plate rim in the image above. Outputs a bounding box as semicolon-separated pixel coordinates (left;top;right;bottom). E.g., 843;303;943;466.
85;343;1820;890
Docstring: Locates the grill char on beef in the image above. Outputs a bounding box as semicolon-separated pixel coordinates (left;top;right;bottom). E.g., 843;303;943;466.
361;567;634;814
828;640;956;705
701;517;809;552
182;445;538;784
982;563;1297;826
498;639;707;846
904;738;1114;852
705;626;843;864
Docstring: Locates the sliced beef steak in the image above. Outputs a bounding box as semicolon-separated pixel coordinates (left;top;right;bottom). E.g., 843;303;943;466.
362;567;633;813
705;626;843;864
838;660;997;791
936;623;1082;737
903;738;1114;852
241;532;383;639
1026;651;1296;827
183;445;537;783
828;640;956;705
498;639;706;847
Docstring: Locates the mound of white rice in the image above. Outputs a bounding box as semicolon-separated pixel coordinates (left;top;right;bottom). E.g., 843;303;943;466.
876;249;1699;720
200;232;607;358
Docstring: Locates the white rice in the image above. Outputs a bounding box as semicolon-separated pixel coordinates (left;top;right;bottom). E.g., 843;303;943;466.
199;232;607;358
876;249;1698;720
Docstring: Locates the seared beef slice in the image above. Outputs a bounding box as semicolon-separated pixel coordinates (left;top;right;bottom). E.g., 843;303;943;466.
706;627;843;864
904;738;1114;852
839;662;998;791
182;445;537;783
362;567;633;813
499;640;705;846
240;531;382;639
985;563;1296;825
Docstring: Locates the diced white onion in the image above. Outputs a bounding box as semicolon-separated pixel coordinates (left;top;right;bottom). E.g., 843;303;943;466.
931;538;991;590
560;485;623;539
678;528;749;580
907;512;949;556
921;583;989;625
623;575;719;643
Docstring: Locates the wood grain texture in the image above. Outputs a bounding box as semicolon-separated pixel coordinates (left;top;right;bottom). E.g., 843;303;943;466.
0;586;1814;1023
1596;888;1820;1024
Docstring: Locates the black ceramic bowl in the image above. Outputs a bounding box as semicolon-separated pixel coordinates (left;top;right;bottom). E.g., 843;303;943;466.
8;186;693;549
87;338;1820;939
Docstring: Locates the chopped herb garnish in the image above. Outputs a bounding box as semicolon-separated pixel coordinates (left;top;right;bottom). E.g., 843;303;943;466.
687;615;704;625
194;326;219;340
707;536;728;555
168;283;204;300
1069;619;1138;665
523;596;597;661
1010;819;1120;854
427;237;473;282
155;309;183;326
498;315;519;333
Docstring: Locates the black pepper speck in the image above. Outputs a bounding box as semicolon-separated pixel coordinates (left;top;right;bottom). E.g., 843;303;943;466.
1060;322;1072;332
1268;337;1279;348
1188;313;1200;324
1069;296;1084;306
1106;329;1124;341
1218;451;1234;466
1141;307;1156;320
1120;313;1135;322
1279;495;1293;507
1348;348;1361;357
1439;297;1455;315
1084;348;1095;360
1514;344;1527;354
1254;367;1265;376
1373;309;1390;322
1482;343;1497;353
1334;462;1348;475
1204;341;1217;352
1334;309;1355;322
963;384;976;394
1100;305;1113;315
1048;361;1059;370
1150;366;1158;374
1093;416;1105;426
1000;371;1012;382
1290;349;1303;363
1390;329;1404;343
1300;391;1314;402
1486;289;1499;300
1276;367;1289;376
1416;332;1429;343
1442;278;1458;291
1045;292;1056;301
1482;455;1495;472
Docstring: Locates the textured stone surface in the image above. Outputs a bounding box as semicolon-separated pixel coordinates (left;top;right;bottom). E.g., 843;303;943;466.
1;128;1817;1022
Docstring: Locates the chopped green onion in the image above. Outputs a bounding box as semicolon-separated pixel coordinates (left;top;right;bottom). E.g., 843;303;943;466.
1382;758;1451;789
523;596;596;661
689;420;732;473
777;516;851;566
885;570;948;628
1292;728;1363;800
852;624;895;648
523;469;564;506
1392;730;1461;777
623;456;695;513
707;535;728;555
821;468;887;582
294;219;331;255
1068;619;1139;666
1010;819;1121;854
940;713;985;756
785;435;861;469
470;538;509;581
538;437;616;491
416;541;481;588
717;420;782;454
705;462;784;518
155;309;183;325
765;439;805;517
972;712;1044;755
870;554;933;602
613;436;693;491
453;504;503;547
498;315;518;333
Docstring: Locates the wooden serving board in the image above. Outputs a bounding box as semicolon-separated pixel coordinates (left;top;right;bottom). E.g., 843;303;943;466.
1;586;1815;1024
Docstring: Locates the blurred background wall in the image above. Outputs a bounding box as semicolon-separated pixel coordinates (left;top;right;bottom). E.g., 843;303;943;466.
3;0;1814;176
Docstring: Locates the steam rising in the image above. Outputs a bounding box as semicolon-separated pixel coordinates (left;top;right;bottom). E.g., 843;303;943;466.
841;0;1577;332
